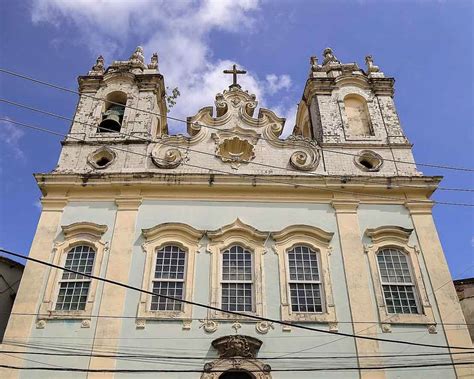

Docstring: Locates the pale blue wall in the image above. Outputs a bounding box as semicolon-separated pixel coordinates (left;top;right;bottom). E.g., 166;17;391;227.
18;200;455;378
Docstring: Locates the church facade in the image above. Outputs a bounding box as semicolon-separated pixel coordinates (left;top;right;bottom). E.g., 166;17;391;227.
1;47;472;378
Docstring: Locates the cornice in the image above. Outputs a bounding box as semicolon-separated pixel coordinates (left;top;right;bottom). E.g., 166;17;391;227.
272;225;334;247
142;223;203;243
207;218;268;242
365;225;413;245
405;201;434;215
331;200;359;213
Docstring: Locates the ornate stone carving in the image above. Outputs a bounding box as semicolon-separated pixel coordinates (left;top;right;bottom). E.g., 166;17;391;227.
427;324;438;334
151;144;185;169
135;318;146;329
322;47;340;66
231;322;242;333
199;319;218;333
256;321;274;334
89;55;105;75
130;46;145;65
212;335;262;358
215;136;255;169
365;55;380;73
36;319;46;329
148;52;159;70
381;323;392;333
81;319;91;328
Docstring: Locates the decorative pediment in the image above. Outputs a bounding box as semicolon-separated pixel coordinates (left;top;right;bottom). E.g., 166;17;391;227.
61;222;107;240
206;218;268;243
150;85;320;173
365;226;413;244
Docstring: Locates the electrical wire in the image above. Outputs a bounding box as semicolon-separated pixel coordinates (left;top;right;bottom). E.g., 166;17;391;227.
2;97;474;194
2;117;474;207
1;67;473;173
0;247;472;351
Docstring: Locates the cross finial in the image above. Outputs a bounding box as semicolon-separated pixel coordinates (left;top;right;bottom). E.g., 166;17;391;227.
223;64;247;88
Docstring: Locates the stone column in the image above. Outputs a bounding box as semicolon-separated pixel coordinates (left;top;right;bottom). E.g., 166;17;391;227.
406;202;473;378
0;198;66;379
87;194;141;378
332;200;386;379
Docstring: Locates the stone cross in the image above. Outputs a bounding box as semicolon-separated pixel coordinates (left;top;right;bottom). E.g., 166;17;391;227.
223;64;247;88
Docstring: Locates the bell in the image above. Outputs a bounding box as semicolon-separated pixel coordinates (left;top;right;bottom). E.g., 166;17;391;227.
98;105;124;133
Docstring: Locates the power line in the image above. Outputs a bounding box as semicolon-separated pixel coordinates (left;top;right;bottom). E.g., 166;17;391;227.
1;348;472;361
263;262;474;359
0;248;472;351
2;117;474;207
1;361;473;373
1;67;473;173
2;97;474;194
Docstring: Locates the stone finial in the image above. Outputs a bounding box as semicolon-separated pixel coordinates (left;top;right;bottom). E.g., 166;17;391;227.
365;55;380;73
130;46;145;64
148;52;159;70
310;56;319;72
322;48;340;66
89;55;105;75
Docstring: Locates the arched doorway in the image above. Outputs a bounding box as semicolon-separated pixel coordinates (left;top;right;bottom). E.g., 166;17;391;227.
219;371;254;379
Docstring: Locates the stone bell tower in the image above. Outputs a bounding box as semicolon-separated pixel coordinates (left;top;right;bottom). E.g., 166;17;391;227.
294;48;418;177
56;47;168;173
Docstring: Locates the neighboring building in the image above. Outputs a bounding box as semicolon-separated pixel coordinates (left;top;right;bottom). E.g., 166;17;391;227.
0;257;23;342
1;47;472;378
454;277;474;341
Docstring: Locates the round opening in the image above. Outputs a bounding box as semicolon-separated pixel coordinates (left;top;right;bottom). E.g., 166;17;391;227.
359;158;374;170
96;157;111;167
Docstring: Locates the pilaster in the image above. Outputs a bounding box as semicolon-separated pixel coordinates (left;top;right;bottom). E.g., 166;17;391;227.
332;200;386;379
405;201;473;377
0;197;67;379
87;195;141;377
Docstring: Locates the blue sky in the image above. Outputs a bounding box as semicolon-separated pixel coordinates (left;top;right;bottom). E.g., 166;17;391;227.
0;0;472;278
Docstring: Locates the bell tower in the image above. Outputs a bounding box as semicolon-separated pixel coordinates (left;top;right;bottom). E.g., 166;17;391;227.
56;47;167;173
294;48;418;177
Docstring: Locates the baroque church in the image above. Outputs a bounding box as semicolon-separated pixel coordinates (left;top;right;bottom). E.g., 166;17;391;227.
1;46;472;378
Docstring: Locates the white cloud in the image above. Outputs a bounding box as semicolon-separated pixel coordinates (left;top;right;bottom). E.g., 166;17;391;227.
30;0;296;135
0;118;26;160
265;74;292;94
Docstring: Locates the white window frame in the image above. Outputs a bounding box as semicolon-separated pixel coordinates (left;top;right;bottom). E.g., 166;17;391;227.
220;244;254;313
40;222;108;321
365;226;435;325
377;248;421;315
150;244;187;312
207;219;267;320
272;225;336;323
139;223;203;321
286;244;325;314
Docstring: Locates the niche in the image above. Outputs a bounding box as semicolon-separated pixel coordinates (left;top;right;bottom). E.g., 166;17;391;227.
87;147;116;169
97;91;127;133
344;95;373;136
354;150;383;172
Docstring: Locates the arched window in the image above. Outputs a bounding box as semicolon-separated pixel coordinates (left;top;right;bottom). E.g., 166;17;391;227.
377;248;419;314
287;245;323;313
151;245;187;311
221;245;253;312
55;245;95;311
344;95;373;136
97;91;127;133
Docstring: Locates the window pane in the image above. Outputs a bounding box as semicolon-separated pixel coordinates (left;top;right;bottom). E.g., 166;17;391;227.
288;245;320;281
289;283;322;313
377;248;412;284
221;283;252;312
222;245;252;281
62;245;95;280
383;285;418;314
151;281;184;311
55;281;90;311
155;245;186;280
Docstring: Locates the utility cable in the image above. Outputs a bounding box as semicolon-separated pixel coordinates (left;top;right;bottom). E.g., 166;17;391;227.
0;247;472;351
1;68;473;173
2;117;474;207
2;98;474;194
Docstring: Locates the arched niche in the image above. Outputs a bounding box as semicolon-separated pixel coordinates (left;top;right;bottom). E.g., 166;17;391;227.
343;94;373;136
97;91;127;133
